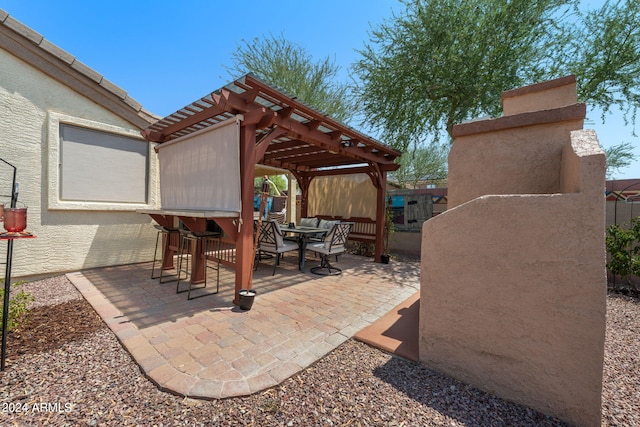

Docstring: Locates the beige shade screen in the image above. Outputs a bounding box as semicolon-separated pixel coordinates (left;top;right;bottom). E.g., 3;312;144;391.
157;117;241;212
59;124;148;203
308;173;376;220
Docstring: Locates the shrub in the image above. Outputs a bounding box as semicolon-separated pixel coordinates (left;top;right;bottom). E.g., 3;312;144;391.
0;280;33;331
606;217;640;294
384;195;394;255
350;241;375;257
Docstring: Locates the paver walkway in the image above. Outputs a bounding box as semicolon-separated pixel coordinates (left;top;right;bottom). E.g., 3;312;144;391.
67;253;419;399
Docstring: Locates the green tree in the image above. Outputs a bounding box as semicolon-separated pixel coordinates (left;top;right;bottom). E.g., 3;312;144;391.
353;0;640;153
253;175;287;196
604;142;637;178
391;143;448;188
268;175;287;194
569;0;640;125
225;33;353;123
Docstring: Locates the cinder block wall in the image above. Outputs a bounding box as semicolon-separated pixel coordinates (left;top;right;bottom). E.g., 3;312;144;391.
420;76;606;427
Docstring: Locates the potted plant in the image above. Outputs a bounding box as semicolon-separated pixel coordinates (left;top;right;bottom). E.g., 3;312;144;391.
381;195;394;264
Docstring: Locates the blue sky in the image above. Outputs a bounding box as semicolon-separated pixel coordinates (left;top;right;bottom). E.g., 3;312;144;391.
3;0;638;179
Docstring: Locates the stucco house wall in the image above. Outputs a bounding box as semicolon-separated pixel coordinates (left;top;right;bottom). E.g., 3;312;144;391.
420;76;606;427
0;11;160;277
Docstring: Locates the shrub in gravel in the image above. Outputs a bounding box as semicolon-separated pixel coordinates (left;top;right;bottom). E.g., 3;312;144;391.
0;280;33;331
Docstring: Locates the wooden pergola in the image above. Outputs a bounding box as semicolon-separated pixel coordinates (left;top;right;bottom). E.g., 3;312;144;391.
141;74;400;301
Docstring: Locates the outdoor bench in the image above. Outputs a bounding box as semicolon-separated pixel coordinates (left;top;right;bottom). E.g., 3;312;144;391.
312;215;376;245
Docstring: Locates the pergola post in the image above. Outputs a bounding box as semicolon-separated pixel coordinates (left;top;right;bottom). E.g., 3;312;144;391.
294;174;312;218
286;172;296;224
374;170;387;263
236;122;257;303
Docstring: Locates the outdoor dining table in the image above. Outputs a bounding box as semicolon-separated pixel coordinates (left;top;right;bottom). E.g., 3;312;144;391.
283;226;328;273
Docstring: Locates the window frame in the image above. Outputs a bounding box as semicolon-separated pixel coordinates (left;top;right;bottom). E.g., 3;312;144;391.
47;111;157;211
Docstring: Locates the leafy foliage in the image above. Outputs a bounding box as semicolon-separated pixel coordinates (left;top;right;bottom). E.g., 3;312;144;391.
225;33;353;123
606;217;640;293
353;0;640;154
350;242;375;257
391;143;448;188
604;142;638;178
384;195;394;255
0;280;33;332
267;175;287;193
568;0;640;127
253;175;287;196
353;0;575;151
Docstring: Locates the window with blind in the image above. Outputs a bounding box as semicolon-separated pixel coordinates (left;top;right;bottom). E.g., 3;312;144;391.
59;124;149;203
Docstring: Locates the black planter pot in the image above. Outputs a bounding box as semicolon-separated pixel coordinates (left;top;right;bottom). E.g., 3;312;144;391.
238;289;257;310
381;254;390;264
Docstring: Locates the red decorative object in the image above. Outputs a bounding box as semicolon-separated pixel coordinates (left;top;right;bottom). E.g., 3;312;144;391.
3;207;27;232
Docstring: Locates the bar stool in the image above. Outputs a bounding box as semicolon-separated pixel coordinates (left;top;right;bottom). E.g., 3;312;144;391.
176;230;221;300
151;225;184;283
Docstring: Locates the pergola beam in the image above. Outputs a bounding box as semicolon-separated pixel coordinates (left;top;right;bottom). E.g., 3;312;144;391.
255;127;288;163
294;154;353;169
270;115;395;167
261;158;311;172
263;145;325;161
265;139;308;152
244;74;397;156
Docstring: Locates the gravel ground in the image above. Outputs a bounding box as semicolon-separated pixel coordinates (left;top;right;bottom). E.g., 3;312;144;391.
1;275;638;426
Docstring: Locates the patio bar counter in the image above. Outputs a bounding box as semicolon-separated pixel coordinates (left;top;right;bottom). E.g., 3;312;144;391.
138;209;240;285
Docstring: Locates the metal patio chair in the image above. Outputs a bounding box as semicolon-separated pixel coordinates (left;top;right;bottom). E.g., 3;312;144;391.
255;220;299;275
308;222;353;276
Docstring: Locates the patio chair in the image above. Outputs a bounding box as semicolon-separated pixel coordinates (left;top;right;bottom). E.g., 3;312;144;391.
256;220;299;275
176;230;221;300
151;225;184;283
308;222;353;276
307;218;339;260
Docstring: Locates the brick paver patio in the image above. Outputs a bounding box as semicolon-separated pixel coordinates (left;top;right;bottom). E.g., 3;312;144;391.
67;253;420;398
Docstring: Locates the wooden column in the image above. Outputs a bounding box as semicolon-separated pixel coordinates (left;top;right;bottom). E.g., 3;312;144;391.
286;172;296;224
373;170;387;263
178;216;208;284
294;173;313;218
236;123;257;303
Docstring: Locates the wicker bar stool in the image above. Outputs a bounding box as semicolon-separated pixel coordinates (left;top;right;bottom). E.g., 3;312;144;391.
176;230;221;300
151;225;184;283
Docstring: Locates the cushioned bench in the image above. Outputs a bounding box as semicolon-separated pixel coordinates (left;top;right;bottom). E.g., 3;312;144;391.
304;216;376;244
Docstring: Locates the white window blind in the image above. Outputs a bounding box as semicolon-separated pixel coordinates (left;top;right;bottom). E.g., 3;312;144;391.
60;124;148;203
